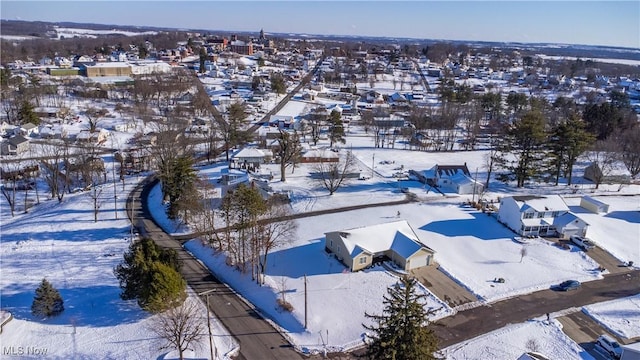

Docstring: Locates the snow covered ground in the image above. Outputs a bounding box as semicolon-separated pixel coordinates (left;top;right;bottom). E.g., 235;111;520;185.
145;145;638;353
442;319;591;359
583;294;640;340
0;175;236;359
563;196;640;266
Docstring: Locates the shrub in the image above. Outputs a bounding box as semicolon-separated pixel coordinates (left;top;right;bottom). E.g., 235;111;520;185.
31;278;64;317
276;298;294;312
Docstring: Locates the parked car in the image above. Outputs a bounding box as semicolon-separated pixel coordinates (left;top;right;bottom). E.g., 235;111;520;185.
596;334;623;359
552;280;581;291
570;235;596;251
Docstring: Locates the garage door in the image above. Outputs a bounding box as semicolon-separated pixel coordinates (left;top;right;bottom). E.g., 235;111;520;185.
562;229;579;239
407;254;428;269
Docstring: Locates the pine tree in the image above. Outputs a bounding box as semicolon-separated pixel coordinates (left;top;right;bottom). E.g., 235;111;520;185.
363;276;441;360
141;262;187;314
328;109;346;148
31;278;64;317
114;238;184;313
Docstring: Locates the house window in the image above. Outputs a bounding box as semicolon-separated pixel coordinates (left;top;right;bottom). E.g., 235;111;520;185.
523;212;534;219
359;256;367;264
552;211;560;218
537;212;545;218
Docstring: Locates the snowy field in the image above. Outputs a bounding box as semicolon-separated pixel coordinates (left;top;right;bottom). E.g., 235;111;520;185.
583;294;640;340
0;175;236;359
142;129;640;353
563;196;640;266
442;319;591;359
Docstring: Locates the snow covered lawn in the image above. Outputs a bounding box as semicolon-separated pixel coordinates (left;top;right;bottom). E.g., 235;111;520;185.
442;320;591;359
0;177;235;359
185;238;453;354
563;195;640;266
583;294;640;340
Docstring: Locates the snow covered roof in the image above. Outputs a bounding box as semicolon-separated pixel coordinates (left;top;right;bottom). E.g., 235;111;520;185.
553;212;588;228
233;148;266;159
302;149;339;158
326;220;433;259
512;195;569;213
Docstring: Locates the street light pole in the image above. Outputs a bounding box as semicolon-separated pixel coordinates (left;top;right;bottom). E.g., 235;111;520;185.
198;289;217;360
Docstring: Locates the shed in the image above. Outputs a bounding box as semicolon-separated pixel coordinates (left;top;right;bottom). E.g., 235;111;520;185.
580;196;609;214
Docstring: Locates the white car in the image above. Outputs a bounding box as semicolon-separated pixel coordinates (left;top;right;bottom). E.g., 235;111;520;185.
596;334;623;359
570;235;596;251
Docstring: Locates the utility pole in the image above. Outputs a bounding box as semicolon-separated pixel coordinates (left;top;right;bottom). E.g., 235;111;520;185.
198;289;217;360
304;274;308;329
371;153;375;179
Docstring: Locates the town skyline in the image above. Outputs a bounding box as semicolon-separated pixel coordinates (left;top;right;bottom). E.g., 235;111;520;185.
1;1;639;49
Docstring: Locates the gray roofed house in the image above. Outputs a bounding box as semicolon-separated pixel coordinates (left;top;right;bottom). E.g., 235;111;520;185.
324;220;435;272
1;135;30;155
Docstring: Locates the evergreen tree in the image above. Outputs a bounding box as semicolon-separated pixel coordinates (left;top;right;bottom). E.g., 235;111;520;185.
548;115;594;185
31;278;64;317
363;277;441;360
158;155;197;219
141;262;187;313
496;110;548;187
114;238;184;313
17;99;40;125
328;109;346;147
198;47;207;74
270;72;286;95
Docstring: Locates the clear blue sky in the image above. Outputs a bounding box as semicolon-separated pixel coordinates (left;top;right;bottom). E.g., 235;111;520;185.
2;1;639;48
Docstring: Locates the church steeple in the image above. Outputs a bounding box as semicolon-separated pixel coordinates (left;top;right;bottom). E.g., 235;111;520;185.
259;28;265;40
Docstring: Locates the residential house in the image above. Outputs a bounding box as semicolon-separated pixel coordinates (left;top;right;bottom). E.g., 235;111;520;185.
1;135;30;155
411;164;483;195
20;123;38;137
497;195;589;239
584;162;632;184
76;129;109;144
324;220;435;272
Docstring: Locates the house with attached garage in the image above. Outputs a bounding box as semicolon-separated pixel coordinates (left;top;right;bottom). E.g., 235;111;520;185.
410;163;484;195
497;195;589;239
324;220;435;272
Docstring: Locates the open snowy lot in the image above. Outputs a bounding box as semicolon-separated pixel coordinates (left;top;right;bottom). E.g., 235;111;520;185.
563;195;640;266
0;176;236;359
583;294;640;340
442;319;591;359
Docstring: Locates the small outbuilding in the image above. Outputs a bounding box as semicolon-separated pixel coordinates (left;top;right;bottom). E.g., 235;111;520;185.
580;196;609;214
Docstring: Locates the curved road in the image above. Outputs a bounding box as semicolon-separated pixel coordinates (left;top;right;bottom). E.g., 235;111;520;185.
130;177;640;358
128;177;304;360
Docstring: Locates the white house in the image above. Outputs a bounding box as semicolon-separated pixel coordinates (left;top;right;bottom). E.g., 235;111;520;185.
412;164;484;195
497;195;589;239
324;220;435;272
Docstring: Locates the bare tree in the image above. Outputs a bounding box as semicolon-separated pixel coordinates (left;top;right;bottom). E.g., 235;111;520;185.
314;150;356;195
39;139;72;202
586;139;619;189
83;107;107;132
255;204;298;285
276;129;302;182
148;300;205;360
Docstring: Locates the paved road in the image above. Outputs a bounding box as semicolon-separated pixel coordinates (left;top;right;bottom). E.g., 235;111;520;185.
128;178;304;360
558;311;619;360
434;270;640;348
